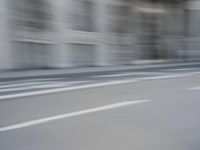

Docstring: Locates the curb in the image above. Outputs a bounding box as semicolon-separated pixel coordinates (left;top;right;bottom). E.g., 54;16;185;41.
0;61;200;80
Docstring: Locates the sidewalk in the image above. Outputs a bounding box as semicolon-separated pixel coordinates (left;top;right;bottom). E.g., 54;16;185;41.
0;61;200;80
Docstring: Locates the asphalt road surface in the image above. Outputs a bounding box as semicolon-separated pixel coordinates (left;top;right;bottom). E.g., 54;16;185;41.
0;66;200;150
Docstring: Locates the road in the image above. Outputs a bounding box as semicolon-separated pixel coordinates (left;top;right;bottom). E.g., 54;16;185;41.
0;66;200;150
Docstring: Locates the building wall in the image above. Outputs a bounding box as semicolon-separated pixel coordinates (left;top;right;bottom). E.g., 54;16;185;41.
0;0;198;70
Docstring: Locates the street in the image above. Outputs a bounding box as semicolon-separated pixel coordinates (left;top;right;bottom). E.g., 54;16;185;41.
0;66;200;150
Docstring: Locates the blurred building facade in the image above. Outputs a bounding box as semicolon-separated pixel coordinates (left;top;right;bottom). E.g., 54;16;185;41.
0;0;199;70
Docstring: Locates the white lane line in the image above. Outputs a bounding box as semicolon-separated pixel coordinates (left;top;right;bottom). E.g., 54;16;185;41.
0;99;151;132
93;72;165;78
0;83;70;92
0;73;196;100
189;71;200;75
23;78;66;82
66;80;93;84
165;68;200;71
0;78;66;85
0;79;141;100
0;81;58;88
142;74;190;80
93;73;133;78
93;73;145;78
188;87;200;90
0;80;94;92
125;72;166;75
143;72;200;80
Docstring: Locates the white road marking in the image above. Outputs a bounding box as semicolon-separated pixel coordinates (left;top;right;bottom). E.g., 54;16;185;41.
188;87;200;90
23;78;66;81
0;73;197;100
165;68;199;71
125;72;166;75
93;72;165;78
0;83;71;92
0;80;93;92
142;74;190;80
0;79;141;100
66;80;93;84
188;71;200;75
0;78;66;85
0;81;57;88
0;100;151;132
93;73;133;78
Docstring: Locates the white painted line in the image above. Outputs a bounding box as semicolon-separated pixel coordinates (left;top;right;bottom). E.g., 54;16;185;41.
0;72;198;100
130;73;198;82
0;79;141;100
188;87;200;90
93;73;133;78
0;81;57;88
0;78;66;85
189;71;200;75
0;73;195;100
24;78;66;82
0;80;94;92
123;72;166;75
0;83;70;92
0;100;151;132
165;68;199;71
66;80;93;84
142;74;189;80
93;72;166;78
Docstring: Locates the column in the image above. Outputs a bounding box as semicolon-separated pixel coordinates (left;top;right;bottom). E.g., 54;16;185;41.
0;0;12;70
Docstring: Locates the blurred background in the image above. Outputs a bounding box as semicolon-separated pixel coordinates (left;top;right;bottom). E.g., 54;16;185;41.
1;1;200;149
0;0;199;70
